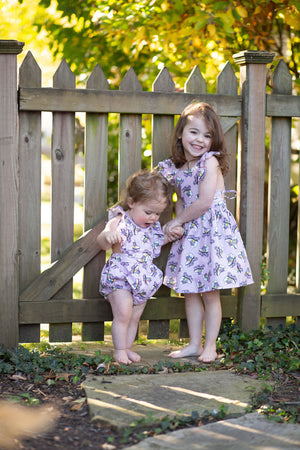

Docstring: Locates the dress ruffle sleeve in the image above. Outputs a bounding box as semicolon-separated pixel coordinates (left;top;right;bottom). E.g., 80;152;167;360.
196;151;220;184
107;205;124;221
157;159;177;185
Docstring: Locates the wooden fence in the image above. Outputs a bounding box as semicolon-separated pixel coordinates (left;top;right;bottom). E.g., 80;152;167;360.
0;40;299;348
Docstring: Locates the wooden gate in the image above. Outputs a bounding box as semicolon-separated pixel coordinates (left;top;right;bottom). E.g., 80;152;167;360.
0;40;299;348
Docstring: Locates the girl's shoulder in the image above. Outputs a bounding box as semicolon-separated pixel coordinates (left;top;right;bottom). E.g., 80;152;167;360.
108;205;125;221
194;151;220;184
157;159;177;184
197;151;220;168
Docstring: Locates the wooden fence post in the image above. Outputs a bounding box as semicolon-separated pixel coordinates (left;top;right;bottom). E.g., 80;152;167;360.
233;50;274;331
0;40;24;347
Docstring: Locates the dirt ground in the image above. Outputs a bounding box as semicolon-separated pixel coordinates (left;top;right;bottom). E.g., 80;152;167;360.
0;371;299;450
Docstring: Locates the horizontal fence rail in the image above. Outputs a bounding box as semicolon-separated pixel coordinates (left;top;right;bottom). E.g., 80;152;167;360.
19;88;300;118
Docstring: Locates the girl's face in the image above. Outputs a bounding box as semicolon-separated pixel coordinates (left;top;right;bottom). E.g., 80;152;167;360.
180;115;212;161
127;197;168;228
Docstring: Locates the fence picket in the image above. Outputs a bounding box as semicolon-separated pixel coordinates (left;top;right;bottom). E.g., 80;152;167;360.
0;41;23;347
265;60;293;328
49;59;75;342
82;64;109;341
148;67;176;340
18;52;42;343
118;68;142;195
217;61;238;218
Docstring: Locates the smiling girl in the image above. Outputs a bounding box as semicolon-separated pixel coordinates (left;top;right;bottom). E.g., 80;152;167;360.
157;102;253;362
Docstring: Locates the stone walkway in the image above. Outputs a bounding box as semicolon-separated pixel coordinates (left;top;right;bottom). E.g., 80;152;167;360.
81;341;300;449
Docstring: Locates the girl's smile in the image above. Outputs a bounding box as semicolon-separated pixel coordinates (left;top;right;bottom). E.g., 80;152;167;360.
181;115;212;162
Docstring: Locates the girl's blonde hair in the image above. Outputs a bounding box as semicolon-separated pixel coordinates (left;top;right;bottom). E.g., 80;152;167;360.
170;102;229;175
119;169;172;210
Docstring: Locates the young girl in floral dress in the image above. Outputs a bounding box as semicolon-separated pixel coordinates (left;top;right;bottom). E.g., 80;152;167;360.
157;102;253;362
97;170;183;365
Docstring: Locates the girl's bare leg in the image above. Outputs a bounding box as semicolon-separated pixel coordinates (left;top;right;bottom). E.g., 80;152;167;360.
126;302;147;362
108;290;133;365
169;293;204;358
199;290;222;363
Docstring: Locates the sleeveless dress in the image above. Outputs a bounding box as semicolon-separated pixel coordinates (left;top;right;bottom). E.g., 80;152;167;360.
100;205;165;305
157;152;254;294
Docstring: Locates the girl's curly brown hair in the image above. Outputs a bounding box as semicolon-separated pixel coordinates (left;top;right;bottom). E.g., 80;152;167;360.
119;169;172;210
170;102;229;176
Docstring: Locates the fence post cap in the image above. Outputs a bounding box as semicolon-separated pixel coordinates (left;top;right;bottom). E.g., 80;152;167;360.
0;40;24;54
233;50;275;65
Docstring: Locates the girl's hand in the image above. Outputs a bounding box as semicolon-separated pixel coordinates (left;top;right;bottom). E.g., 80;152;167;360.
163;221;184;243
168;225;184;241
104;230;122;246
163;218;182;235
97;230;122;250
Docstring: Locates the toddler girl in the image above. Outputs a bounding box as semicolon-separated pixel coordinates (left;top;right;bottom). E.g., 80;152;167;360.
97;170;183;364
157;102;253;363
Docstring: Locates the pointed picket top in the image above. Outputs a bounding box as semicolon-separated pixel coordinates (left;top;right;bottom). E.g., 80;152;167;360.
19;51;41;87
185;66;206;94
152;66;175;92
273;59;292;95
87;64;109;90
217;61;237;95
119;67;142;91
53;58;75;89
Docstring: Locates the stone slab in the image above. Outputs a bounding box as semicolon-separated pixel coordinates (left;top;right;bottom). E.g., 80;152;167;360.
82;371;264;432
126;413;300;449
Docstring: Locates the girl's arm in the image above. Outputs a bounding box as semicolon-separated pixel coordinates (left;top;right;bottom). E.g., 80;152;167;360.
97;215;122;251
165;157;219;232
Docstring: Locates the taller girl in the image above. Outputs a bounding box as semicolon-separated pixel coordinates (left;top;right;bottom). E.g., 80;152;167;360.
157;102;253;363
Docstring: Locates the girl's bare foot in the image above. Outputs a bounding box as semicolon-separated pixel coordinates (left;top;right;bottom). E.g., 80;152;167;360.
127;350;141;362
114;349;132;365
198;347;217;363
169;344;202;358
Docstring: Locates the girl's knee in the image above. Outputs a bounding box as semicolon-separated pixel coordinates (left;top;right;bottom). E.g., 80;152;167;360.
202;290;221;305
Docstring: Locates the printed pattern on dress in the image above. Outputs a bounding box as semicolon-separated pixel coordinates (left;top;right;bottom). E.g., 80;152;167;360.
157;153;254;294
100;206;165;304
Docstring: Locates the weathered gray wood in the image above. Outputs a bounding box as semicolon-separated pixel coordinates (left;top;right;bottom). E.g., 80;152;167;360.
50;59;75;342
0;40;24;348
266;94;300;117
266;60;292;329
185;65;206;93
152;68;176;166
151;69;175;288
147;320;170;339
149;67;176;337
20;87;300;118
19;295;236;325
261;294;300;317
118;68;142;195
20;218;106;303
19;87;242;116
179;319;189;338
18;51;42;343
1;42;296;344
234;51;274;331
217;61;238;218
82;64;109;341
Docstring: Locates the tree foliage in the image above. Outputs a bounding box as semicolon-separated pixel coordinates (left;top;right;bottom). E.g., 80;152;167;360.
23;0;299;89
